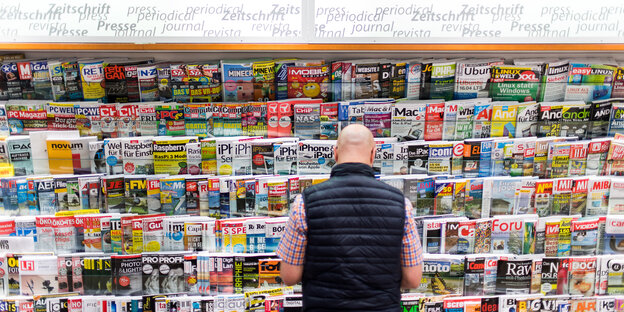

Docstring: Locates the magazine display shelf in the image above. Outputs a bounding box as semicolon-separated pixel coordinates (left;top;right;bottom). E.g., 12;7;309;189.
3;41;624;312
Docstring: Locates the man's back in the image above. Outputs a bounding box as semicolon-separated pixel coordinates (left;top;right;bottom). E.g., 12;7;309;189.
276;124;423;312
302;162;406;311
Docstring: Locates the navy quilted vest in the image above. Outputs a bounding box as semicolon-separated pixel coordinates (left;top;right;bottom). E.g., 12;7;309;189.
301;162;405;312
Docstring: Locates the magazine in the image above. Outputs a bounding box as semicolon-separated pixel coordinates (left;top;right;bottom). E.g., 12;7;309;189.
490;65;541;102
454;59;503;99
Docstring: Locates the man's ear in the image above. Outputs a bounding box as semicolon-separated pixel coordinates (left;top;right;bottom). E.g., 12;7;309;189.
370;146;375;164
334;145;339;163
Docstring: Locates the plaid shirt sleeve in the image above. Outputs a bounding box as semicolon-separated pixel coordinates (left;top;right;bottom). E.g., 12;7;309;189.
276;195;423;267
402;199;423;267
276;194;307;266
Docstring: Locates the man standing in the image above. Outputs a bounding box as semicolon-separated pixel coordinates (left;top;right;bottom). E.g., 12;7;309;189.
276;124;423;311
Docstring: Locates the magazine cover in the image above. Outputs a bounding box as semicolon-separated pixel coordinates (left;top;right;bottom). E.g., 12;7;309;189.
515;102;539;138
604;216;624;255
220;61;254;102
425;102;445;141
137;65;159;102
98;103;118;138
363;102;392;137
430;61;456;101
455;101;475;140
587;139;610;176
538;104;563;137
297;140;334;175
539;60;569;102
138;103;158;136
495;257;532;294
443;102;458;141
565;63;616;102
62;60;83;100
405;61;421;100
287;65;329;101
552;178;573;215
293;103;320;140
47;136;97;175
102;138;123;175
153;136;197;175
122;137;154;175
158;253;185;294
124;176;148;214
589;100;613;138
274;141;297;175
454;59;503;99
103;175;125;213
352;62;381;99
571;177;589;216
156;104;185;136
587;177;610;216
491;103;518;138
434;180;454;215
490;65;541;102
609;178;624;215
160;176;187;216
491;216;525;254
18;255;58;296
568;142;588;176
561;104;591;139
408;142;429;174
117;103;138;137
104;63;128;103
111;254;142;296
549;142;571;178
6;100;48;134
79;60;105;102
74;103;102;139
428;142;452;175
46;102;76;131
391;101;426;140
417;255;464;295
472;102;492;138
607;257;624;294
444;220;476;254
6;136;32;176
568;257;597;296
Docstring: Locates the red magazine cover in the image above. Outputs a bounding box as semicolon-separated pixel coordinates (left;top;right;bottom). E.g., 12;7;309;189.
425;101;445;141
287;65;330;101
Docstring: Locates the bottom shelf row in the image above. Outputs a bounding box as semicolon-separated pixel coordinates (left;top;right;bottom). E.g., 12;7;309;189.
5;291;624;312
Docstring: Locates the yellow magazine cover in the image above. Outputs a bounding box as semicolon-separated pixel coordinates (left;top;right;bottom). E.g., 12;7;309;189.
46;139;75;174
491;103;518;138
153;136;198;175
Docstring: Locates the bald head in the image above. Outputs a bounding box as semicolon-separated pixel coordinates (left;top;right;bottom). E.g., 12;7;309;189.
334;124;376;165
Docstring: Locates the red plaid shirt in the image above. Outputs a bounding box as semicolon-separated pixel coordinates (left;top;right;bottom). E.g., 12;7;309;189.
276;195;423;267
